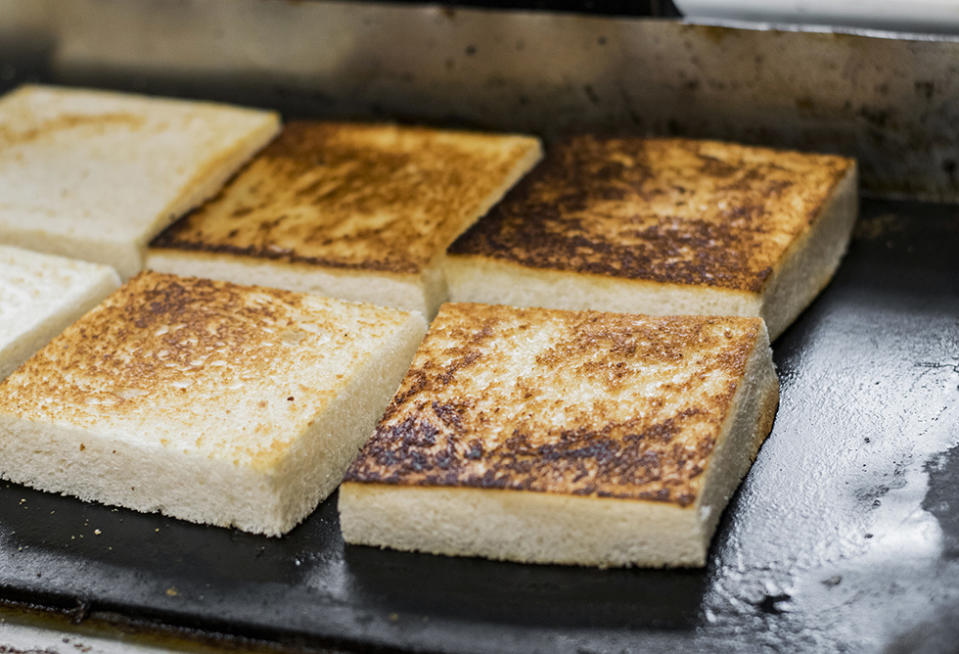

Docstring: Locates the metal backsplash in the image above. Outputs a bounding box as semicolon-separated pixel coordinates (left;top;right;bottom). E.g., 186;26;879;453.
2;0;959;202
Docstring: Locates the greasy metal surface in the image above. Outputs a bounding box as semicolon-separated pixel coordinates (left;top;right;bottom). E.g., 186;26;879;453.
2;1;959;202
0;197;957;653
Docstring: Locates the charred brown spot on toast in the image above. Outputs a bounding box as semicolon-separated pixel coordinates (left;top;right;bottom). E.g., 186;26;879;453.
151;122;539;274
449;136;853;292
346;303;762;505
0;272;411;468
33;274;312;398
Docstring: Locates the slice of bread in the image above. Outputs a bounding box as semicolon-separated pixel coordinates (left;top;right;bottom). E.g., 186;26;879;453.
146;122;542;317
0;272;426;536
0;245;119;381
445;137;857;339
0;84;280;279
340;303;779;568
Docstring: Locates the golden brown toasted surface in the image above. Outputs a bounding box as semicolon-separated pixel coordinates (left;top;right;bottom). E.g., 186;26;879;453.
151;122;540;274
345;303;762;506
449;136;854;292
0;272;414;470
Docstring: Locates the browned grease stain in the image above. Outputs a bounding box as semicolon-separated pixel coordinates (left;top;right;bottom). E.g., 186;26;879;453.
151;121;539;274
346;303;763;506
0;112;146;147
449;136;853;292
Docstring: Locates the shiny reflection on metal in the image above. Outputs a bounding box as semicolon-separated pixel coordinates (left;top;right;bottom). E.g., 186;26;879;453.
680;17;959;42
675;0;959;37
1;0;959;201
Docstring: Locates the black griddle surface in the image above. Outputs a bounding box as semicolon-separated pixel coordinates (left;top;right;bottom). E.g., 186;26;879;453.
1;198;958;653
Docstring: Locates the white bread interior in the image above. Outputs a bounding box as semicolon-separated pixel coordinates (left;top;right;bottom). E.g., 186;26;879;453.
0;84;280;279
445;255;761;325
339;322;779;567
146;249;448;319
0;245;119;380
444;166;858;340
759;164;859;338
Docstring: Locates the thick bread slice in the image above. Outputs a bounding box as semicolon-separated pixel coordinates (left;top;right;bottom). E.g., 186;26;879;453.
340;303;779;567
146;122;542;316
146;248;449;320
0;84;280;278
0;245;119;380
445;137;858;339
0;272;426;536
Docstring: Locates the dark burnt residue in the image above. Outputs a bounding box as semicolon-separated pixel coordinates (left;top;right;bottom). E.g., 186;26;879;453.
449;135;853;292
346;303;763;506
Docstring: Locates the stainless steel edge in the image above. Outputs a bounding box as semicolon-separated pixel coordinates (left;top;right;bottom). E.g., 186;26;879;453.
1;0;958;202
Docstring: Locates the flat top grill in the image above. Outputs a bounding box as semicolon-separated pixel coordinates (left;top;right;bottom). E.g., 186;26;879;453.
1;3;958;651
1;197;957;653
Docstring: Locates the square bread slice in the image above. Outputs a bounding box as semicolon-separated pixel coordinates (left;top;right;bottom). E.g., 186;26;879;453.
444;136;858;339
0;272;426;536
339;303;779;568
0;84;280;279
146;121;542;317
0;245;119;381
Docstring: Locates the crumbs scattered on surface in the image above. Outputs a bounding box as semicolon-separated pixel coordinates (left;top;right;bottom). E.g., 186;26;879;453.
854;212;903;240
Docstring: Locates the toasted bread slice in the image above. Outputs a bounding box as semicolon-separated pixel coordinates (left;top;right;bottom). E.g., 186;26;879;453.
0;84;280;278
445;137;857;339
0;245;119;381
340;303;779;567
146;122;542;316
0;272;426;536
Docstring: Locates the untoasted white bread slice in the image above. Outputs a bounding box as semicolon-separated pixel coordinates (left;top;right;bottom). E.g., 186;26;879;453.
0;84;280;278
340;303;779;568
0;272;426;536
445;137;858;339
146;122;541;316
0;245;119;381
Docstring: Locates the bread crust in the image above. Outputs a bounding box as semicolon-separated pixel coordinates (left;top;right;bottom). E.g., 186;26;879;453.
448;136;854;292
152;122;541;275
345;303;764;507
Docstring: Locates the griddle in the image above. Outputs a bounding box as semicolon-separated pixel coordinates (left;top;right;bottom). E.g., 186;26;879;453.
1;197;957;653
2;2;959;651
